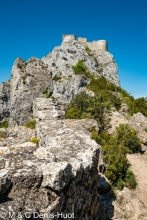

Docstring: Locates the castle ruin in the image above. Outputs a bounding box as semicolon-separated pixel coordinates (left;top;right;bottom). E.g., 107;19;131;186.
62;34;108;51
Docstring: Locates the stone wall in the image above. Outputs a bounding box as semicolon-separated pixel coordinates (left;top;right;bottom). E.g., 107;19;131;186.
78;38;108;51
62;34;76;42
62;34;108;51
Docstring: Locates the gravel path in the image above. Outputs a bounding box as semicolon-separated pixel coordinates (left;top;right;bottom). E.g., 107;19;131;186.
127;154;147;207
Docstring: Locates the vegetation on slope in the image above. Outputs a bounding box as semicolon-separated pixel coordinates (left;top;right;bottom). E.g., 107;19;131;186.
65;91;140;189
66;60;146;189
0;121;9;128
65;91;111;133
72;60;147;116
0;131;7;139
28;137;40;144
91;125;140;189
24;120;36;129
42;89;53;98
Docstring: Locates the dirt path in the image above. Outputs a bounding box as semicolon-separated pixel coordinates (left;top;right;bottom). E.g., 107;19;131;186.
127;154;147;207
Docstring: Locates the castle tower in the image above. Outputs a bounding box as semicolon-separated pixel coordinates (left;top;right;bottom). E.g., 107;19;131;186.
62;34;76;42
97;40;108;51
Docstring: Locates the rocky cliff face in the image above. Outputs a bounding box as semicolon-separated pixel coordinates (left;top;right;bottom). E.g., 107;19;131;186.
0;80;10;121
9;57;52;126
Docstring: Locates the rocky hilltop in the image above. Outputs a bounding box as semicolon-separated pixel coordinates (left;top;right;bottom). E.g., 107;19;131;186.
42;38;119;100
0;35;147;220
0;36;119;126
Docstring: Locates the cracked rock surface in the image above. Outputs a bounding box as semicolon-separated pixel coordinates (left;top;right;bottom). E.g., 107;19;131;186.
0;98;115;220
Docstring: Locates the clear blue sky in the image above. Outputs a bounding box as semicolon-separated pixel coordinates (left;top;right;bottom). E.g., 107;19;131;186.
0;0;147;98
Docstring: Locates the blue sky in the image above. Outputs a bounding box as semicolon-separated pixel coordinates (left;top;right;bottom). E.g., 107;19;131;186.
0;0;147;98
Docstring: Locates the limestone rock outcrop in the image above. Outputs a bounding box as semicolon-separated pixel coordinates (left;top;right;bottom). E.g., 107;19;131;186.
113;187;147;220
94;50;119;86
0;98;115;220
0;81;10;121
42;39;120;100
9;57;52;126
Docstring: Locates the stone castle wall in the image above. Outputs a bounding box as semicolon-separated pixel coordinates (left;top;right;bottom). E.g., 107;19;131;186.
62;34;108;51
78;38;108;51
62;34;76;42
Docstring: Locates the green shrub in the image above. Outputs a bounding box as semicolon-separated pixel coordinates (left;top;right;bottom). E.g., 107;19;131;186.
52;75;62;81
65;91;111;133
72;60;87;73
24;120;36;129
116;124;141;153
65;107;81;119
87;76;121;110
94;57;98;66
91;129;103;145
85;46;91;53
103;142;130;184
0;121;9;128
45;91;53;98
85;46;92;56
72;60;94;79
72;60;93;78
82;71;94;79
124;169;137;189
86;75;147;117
91;128;137;189
66;92;91;113
42;89;48;94
116;178;124;190
117;88;147;117
0;131;7;139
28;137;40;144
42;89;53;98
133;97;147;117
